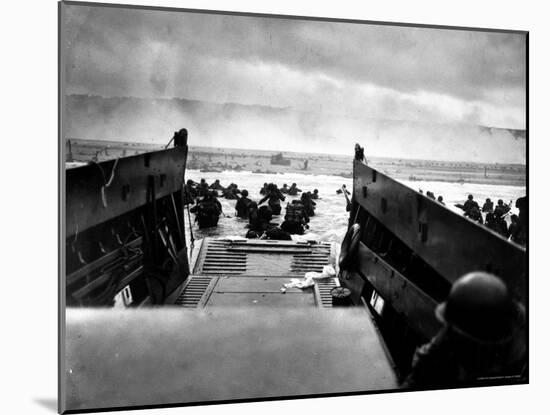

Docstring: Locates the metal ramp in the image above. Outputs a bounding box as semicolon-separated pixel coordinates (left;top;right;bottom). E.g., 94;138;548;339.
174;238;338;308
173;276;216;308
175;274;340;308
194;238;332;276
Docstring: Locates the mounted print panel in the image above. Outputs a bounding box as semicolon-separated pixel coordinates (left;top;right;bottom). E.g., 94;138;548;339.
59;1;527;413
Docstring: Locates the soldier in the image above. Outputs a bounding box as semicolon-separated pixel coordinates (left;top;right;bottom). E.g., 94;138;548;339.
485;213;499;233
508;214;521;243
515;196;527;223
247;202;264;233
494;214;509;238
235;189;252;219
246;229;262;239
494;199;511;218
190;191;222;229
281;213;306;235
312;189;320;199
209;179;225;191
222;183;240;200
183;179;198;205
197;178;210;197
290;200;310;223
300;191;316;217
336;185;351;195
465;207;483;224
437;196;445;205
463;194;479;212
259;183;268;195
281;184;290;194
482;198;494;213
513;197;527;246
288;183;302;196
265;227;292;241
259;183;285;215
403;272;525;388
258;205;273;224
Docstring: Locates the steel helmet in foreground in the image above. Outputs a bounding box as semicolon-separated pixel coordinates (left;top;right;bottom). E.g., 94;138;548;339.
435;271;523;344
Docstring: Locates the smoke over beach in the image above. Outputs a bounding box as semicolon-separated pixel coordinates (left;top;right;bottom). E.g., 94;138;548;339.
65;94;525;164
62;5;526;164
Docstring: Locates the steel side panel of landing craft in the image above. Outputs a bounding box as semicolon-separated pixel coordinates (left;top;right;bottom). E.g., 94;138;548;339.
353;160;526;301
66;146;188;238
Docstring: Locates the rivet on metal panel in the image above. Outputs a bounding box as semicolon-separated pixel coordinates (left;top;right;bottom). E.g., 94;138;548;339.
390;270;394;279
144;154;151;167
372;170;377;182
373;256;378;263
420;223;429;243
381;198;387;213
160;174;167;187
362;186;367;198
122;184;131;201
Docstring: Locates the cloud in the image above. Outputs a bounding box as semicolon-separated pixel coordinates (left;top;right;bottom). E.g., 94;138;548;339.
62;3;526;140
65;94;526;163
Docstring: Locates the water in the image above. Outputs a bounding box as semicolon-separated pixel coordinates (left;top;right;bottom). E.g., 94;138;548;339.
184;170;526;245
399;179;526;216
185;170;352;244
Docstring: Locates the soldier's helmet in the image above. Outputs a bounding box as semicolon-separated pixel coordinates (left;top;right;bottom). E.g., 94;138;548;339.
435;272;523;343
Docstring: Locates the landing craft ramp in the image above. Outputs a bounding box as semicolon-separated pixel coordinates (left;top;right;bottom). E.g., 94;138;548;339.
65;308;398;410
64;237;399;411
171;238;339;308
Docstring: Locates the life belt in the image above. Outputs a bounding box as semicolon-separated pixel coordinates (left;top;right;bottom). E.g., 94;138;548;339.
339;223;361;271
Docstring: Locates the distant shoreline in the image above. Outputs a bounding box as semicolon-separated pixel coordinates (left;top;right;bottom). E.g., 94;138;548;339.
65;138;526;188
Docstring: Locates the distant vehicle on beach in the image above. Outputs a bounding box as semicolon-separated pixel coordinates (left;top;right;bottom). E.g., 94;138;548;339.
270;152;291;166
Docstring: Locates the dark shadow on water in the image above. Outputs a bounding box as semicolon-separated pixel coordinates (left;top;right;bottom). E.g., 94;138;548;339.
34;398;57;412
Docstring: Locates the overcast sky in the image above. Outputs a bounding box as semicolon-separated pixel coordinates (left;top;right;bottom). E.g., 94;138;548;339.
63;4;526;128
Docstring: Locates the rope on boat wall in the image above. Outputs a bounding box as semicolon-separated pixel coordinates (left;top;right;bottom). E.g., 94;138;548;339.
91;158;120;208
186;204;195;263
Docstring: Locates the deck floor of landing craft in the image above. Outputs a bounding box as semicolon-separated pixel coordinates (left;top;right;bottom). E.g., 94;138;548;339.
173;238;340;308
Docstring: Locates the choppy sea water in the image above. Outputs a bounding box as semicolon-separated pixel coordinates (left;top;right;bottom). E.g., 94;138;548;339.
185;169;526;245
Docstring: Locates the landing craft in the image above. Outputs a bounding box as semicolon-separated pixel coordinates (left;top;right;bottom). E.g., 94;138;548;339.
270;151;291;166
61;128;527;412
